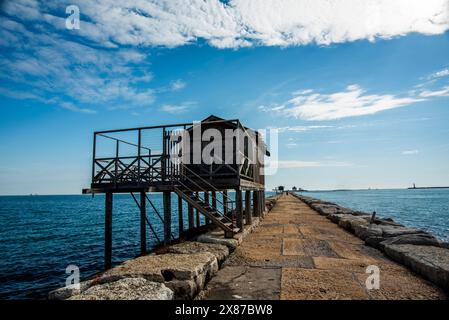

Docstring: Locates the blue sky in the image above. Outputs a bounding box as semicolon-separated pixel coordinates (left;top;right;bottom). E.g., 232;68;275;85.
1;0;449;194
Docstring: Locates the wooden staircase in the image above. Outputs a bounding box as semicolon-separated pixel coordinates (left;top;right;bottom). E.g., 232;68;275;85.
174;187;237;238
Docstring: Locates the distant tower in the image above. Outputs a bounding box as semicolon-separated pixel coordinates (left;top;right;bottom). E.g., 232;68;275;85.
413;183;416;189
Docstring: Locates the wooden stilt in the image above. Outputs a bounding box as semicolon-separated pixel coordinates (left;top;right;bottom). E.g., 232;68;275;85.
223;190;228;218
211;191;217;224
195;192;200;227
188;192;194;229
245;190;252;225
260;190;266;215
204;191;210;225
105;192;113;270
236;188;243;230
252;190;258;217
140;191;146;255
178;194;184;235
163;191;171;245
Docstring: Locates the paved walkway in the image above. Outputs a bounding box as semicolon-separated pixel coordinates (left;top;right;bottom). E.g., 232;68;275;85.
202;194;447;300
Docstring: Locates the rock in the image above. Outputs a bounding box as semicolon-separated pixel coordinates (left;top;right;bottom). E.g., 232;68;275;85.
196;233;239;251
354;224;383;241
48;279;96;300
313;205;339;216
101;252;217;283
327;213;345;223
354;224;434;248
167;242;229;265
383;244;449;290
68;278;173;300
338;215;369;233
380;225;424;238
100;252;218;299
379;233;440;249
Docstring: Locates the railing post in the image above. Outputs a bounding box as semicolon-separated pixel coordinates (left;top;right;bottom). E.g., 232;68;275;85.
162;127;166;182
92;133;96;183
115;140;119;185
138;129;141;183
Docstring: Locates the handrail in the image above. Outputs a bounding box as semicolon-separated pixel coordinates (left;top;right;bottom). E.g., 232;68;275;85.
172;167;233;225
178;163;232;212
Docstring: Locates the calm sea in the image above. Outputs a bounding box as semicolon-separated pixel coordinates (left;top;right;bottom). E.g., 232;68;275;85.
298;188;449;242
0;189;448;300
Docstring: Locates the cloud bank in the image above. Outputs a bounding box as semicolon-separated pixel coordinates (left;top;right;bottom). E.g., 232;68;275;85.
260;78;449;121
3;0;449;49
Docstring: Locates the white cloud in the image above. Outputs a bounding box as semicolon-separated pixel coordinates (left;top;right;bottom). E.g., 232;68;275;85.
264;85;423;121
275;125;333;132
419;86;449;97
428;68;449;79
60;102;97;114
3;0;449;49
160;101;195;114
402;149;419;155
170;79;186;91
0;17;157;112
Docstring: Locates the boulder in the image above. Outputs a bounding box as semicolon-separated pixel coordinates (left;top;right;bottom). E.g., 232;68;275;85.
327;213;346;224
379;233;440;249
380;225;424;238
196;233;239;251
68;277;174;300
383;244;449;290
338;215;369;233
357;224;437;249
167;241;229;265
48;279;96;300
313;205;339;216
354;224;383;241
100;252;218;299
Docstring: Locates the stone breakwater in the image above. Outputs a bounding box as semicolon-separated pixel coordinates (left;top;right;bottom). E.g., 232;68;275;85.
294;193;449;291
48;196;279;300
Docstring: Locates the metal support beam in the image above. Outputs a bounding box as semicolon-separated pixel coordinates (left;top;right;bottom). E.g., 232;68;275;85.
245;190;252;225
140;191;146;255
105;192;113;270
163;191;171;244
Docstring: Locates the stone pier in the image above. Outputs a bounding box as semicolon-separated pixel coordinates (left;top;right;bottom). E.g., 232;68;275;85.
201;193;447;300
